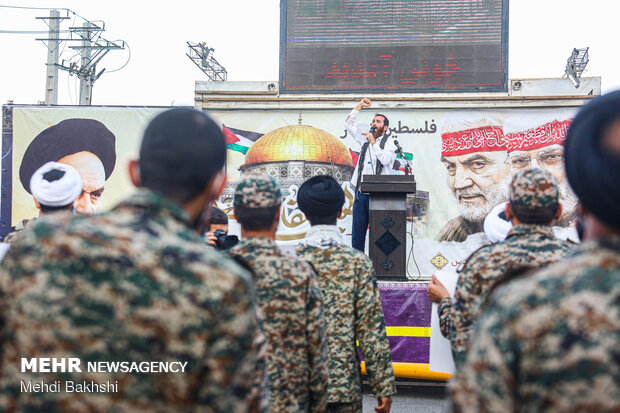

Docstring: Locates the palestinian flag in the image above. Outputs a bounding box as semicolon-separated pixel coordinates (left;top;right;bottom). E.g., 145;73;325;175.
349;149;360;166
223;125;263;155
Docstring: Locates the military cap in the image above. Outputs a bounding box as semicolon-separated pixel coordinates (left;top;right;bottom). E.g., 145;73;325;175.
19;118;116;194
297;175;344;217
234;172;282;208
509;168;559;208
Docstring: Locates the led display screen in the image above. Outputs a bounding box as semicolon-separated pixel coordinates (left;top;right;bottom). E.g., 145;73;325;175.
280;0;508;93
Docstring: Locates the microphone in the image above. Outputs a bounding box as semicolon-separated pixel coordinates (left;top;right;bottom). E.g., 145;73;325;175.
393;139;403;154
366;126;376;142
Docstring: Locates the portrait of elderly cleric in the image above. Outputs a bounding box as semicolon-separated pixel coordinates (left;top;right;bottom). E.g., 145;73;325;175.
19;118;116;215
436;113;510;242
503;112;578;227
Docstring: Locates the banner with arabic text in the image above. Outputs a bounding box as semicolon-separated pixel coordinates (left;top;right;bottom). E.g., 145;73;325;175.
3;105;579;275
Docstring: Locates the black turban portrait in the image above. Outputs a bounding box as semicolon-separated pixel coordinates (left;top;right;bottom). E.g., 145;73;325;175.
297;175;345;218
19;118;117;194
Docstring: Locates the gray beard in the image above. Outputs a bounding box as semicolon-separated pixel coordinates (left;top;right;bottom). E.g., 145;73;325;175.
558;180;579;225
456;176;510;224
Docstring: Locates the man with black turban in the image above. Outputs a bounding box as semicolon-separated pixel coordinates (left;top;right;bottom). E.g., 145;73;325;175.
19;118;116;215
450;91;620;412
296;175;396;413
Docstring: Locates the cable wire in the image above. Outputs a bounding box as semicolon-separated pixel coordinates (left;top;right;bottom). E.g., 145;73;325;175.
0;29;71;34
0;5;68;11
104;41;131;73
406;195;422;280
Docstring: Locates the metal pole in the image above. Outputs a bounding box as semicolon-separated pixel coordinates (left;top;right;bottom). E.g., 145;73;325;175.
44;10;60;105
79;22;92;105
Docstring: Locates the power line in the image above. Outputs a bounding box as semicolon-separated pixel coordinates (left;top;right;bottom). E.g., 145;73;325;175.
105;41;131;73
0;5;68;11
0;30;71;34
29;9;128;105
0;5;105;31
2;5;128;104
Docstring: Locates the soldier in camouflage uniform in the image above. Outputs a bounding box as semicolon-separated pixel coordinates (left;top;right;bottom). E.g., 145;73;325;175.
449;91;620;412
295;175;396;413
428;168;573;369
228;172;328;413
0;108;261;412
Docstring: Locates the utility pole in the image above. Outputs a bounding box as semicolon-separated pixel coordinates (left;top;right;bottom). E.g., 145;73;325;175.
64;20;124;105
37;10;69;105
79;22;94;105
36;11;125;106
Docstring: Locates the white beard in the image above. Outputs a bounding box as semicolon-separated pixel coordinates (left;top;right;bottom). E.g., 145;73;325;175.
558;180;579;224
456;176;511;223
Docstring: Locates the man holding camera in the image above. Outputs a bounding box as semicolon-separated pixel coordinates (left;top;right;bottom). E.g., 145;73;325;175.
203;206;239;249
228;172;328;413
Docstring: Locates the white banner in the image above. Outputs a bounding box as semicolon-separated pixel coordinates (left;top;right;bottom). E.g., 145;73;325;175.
6;105;579;275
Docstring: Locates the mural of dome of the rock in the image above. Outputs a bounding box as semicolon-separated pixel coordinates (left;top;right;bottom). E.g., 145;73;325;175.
240;120;355;185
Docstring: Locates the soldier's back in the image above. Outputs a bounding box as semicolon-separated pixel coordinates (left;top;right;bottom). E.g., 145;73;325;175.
452;236;620;412
296;243;395;403
447;224;573;367
0;190;257;412
230;236;327;413
463;224;572;282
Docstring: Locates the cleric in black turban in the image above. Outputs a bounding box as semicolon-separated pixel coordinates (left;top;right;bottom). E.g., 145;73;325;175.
19;118;116;215
297;175;345;222
564;90;620;229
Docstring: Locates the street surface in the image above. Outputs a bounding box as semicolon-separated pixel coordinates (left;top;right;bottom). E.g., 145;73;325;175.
362;382;448;413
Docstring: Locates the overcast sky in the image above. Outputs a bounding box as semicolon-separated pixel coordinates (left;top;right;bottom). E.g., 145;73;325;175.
0;0;616;106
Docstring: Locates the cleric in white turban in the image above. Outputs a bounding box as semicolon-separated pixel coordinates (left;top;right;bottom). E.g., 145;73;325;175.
483;202;513;243
3;162;82;243
30;161;83;214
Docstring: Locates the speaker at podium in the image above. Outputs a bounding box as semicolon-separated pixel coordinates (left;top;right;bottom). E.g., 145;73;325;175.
359;175;416;280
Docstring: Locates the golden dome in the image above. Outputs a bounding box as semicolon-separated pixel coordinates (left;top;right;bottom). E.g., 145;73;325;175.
244;124;353;166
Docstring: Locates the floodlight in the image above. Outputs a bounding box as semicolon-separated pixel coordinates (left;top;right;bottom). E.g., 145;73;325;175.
564;47;589;88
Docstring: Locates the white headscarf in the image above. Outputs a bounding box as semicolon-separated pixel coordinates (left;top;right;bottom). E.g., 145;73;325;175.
483;202;513;243
30;161;82;207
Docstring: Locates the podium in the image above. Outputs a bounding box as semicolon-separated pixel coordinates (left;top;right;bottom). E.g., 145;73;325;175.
360;175;416;280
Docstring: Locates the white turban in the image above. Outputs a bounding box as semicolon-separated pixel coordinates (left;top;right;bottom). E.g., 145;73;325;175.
483;202;513;243
30;161;82;207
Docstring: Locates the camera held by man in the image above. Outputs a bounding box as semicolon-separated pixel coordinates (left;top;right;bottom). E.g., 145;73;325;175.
203;206;239;249
213;229;239;249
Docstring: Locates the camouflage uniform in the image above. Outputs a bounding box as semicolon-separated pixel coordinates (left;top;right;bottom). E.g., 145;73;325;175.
438;168;573;369
296;225;396;408
449;236;620;413
0;189;260;413
2;218;37;243
229;173;329;413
